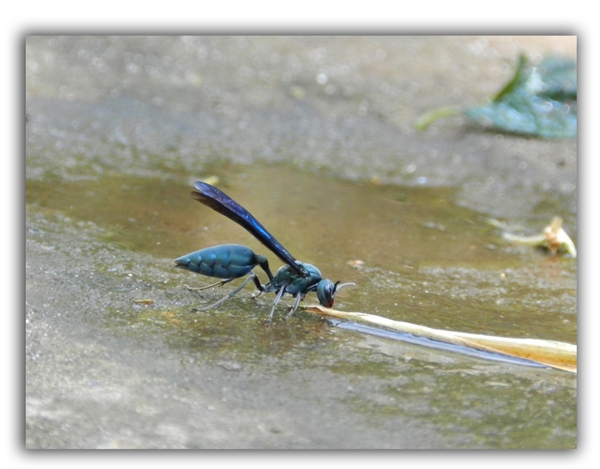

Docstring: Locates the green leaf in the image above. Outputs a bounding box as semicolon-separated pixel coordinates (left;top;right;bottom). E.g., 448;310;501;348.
416;55;577;139
465;55;577;139
492;53;528;102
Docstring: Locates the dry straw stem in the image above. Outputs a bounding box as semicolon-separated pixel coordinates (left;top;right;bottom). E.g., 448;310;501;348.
304;306;576;373
499;216;577;257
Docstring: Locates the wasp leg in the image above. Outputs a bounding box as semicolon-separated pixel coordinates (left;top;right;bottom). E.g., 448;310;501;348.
184;278;235;292
284;294;305;321
251;290;264;300
194;273;258;312
266;286;286;324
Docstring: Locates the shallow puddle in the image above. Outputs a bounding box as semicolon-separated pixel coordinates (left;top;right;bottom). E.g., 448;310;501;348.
25;35;578;449
26;163;576;346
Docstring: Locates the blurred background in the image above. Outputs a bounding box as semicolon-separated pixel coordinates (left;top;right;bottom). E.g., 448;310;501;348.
25;36;577;449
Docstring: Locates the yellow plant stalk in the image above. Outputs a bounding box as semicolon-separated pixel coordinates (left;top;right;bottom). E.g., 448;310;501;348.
304;306;576;373
497;216;577;257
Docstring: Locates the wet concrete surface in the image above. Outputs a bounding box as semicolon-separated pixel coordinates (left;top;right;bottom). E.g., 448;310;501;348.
25;36;576;449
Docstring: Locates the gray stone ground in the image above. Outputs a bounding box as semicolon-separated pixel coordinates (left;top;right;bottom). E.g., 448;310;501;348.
25;36;577;449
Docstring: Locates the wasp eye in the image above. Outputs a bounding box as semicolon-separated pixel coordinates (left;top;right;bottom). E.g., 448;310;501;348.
316;279;336;307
